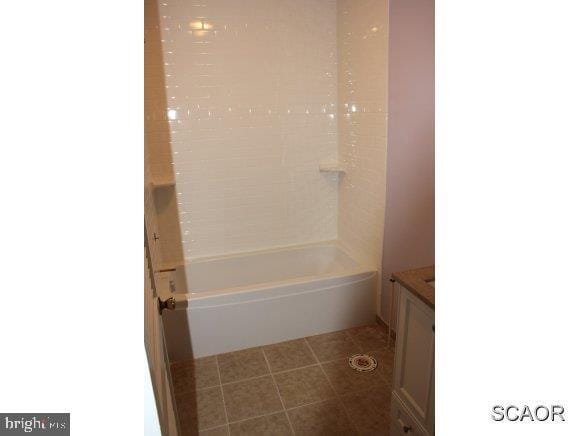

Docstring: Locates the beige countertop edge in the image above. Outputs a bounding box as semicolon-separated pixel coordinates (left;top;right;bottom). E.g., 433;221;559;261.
392;265;435;310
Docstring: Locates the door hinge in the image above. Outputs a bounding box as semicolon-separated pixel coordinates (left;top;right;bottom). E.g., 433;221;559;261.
158;297;176;314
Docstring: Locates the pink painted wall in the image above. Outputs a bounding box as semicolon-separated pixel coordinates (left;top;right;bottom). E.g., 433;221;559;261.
381;0;435;324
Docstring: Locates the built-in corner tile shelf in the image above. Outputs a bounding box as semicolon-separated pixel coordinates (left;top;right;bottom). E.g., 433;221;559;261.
151;179;176;189
319;163;346;173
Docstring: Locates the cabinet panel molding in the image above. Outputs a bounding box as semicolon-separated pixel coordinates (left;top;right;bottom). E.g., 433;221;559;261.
393;284;435;434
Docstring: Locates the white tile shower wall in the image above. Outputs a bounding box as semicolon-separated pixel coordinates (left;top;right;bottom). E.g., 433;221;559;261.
156;0;340;259
337;0;388;269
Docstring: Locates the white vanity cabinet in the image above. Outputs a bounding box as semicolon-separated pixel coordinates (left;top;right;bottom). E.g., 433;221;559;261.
390;282;435;436
390;394;429;436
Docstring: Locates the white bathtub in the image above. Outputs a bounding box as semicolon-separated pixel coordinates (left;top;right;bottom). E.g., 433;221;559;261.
162;242;377;359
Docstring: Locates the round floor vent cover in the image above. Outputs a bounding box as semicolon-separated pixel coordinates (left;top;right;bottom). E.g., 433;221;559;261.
348;354;377;372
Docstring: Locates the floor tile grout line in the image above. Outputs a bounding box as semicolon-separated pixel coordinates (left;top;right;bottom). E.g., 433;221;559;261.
200;423;229;433
283;396;340;412
366;345;397;385
322;365;362;435
217;398;344;429
227;382;388;424
220;362;320;386
192;326;393;433
217;409;289;430
261;348;296;436
304;330;364;362
200;385;390;435
303;337;362;435
199;363;390;431
209;395;351;430
191;327;392;389
180;324;386;366
199;348;394;391
214;355;231;435
209;338;369;432
219;371;273;387
345;329;366;354
196;369;304;392
192;342;392;393
200;369;304;392
212;401;323;430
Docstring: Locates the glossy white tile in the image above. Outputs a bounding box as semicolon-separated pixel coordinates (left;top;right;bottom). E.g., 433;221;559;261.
337;0;388;269
154;0;339;259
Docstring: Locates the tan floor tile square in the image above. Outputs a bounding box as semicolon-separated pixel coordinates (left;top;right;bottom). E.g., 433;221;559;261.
263;339;316;373
194;356;221;389
171;356;220;394
287;399;356;435
222;375;283;422
342;386;391;435
369;347;395;384
274;366;335;408
174;390;198;434
175;386;226;432
305;330;361;362
196;387;227;430
218;347;269;384
347;324;389;352
229;412;293;435
171;359;197;396
178;423;199;436
321;359;387;396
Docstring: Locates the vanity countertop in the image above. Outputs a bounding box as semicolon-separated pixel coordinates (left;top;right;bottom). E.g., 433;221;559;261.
392;265;435;309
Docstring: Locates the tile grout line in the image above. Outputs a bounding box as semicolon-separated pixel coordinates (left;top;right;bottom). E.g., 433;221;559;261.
202;409;285;432
220;362;320;387
200;387;386;435
261;348;296;436
196;345;394;393
216;382;386;427
200;423;229;433
368;346;396;385
194;327;393;433
345;329;365;354
347;327;397;385
199;349;392;432
202;402;316;431
214;355;231;436
342;331;396;432
204;391;382;433
303;336;362;435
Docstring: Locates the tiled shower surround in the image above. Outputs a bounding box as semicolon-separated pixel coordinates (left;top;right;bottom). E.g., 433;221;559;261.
338;0;387;269
151;0;387;270
157;0;340;259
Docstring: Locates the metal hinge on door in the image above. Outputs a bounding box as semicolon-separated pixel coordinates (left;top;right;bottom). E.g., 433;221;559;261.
158;297;176;314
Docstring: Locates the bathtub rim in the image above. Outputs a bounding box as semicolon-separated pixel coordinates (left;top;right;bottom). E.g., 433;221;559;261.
172;267;376;307
166;239;374;301
174;239;366;268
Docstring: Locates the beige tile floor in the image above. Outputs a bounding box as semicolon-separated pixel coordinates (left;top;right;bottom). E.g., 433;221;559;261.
171;324;395;436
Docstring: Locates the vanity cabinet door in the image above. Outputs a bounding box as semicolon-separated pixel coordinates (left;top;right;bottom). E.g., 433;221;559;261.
390;393;429;436
393;284;435;434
